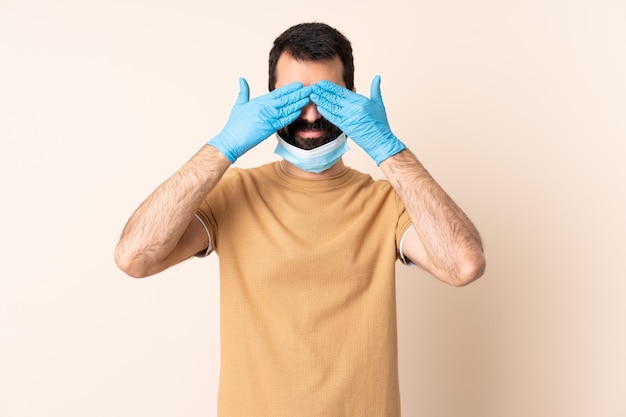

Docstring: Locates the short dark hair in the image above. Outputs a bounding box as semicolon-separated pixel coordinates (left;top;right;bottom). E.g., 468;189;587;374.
268;22;354;91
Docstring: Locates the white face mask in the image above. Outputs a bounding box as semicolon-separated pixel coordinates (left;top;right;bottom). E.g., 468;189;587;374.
274;132;350;173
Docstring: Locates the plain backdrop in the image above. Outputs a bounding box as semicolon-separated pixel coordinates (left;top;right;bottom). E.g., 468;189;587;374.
1;0;625;416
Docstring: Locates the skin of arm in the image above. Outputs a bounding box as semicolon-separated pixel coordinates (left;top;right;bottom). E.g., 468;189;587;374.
310;77;485;286
114;145;230;278
380;148;486;286
114;79;311;278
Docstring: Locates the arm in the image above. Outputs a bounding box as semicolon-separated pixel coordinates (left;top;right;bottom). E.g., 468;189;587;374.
115;79;312;278
380;149;485;286
114;145;230;278
311;76;485;286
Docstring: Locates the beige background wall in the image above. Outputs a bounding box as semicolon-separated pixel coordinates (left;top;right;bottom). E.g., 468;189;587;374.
1;0;624;416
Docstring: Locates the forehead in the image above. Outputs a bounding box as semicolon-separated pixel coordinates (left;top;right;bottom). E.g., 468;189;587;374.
275;53;345;88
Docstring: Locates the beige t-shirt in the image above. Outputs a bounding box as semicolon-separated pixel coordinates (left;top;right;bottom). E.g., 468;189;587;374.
196;162;413;417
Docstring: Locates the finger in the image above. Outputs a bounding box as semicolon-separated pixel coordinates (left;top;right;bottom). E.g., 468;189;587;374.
276;95;311;121
311;83;348;106
314;104;342;128
272;92;313;129
236;78;250;105
310;88;342;108
370;75;383;105
278;85;312;106
275;110;304;129
315;80;348;97
310;92;343;115
314;81;367;109
270;81;304;98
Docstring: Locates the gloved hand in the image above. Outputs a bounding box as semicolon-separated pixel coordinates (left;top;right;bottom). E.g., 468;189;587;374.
208;78;312;163
310;76;406;165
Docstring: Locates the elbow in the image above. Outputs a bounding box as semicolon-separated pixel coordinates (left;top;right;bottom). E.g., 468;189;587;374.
114;246;152;279
433;247;487;287
451;252;486;287
428;251;486;287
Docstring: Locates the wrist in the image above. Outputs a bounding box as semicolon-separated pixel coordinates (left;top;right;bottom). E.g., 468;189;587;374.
207;133;239;163
371;135;406;166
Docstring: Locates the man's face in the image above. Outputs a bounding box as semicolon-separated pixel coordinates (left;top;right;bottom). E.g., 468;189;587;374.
275;53;346;150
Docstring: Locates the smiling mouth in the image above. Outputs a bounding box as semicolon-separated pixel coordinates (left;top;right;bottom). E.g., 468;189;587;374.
280;118;342;150
296;128;326;139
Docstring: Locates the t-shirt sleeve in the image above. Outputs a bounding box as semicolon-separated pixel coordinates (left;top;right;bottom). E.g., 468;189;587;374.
394;192;416;265
194;168;240;257
193;213;212;257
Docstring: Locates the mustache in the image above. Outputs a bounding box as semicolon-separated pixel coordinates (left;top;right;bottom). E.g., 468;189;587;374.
287;117;336;132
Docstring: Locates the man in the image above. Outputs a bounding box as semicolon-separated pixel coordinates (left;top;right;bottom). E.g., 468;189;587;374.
115;22;485;417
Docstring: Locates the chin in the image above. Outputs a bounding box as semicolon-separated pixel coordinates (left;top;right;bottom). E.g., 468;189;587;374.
288;129;343;150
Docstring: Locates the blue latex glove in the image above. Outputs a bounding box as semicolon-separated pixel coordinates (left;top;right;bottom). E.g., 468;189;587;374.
208;78;312;162
310;76;406;165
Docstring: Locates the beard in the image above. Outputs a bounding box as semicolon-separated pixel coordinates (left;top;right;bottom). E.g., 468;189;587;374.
278;117;343;150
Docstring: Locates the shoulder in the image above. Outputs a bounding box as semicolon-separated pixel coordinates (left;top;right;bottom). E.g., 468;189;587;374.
346;168;406;216
210;163;279;200
226;163;275;178
216;163;275;184
347;167;394;192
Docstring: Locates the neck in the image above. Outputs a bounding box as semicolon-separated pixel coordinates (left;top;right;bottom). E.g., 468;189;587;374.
279;158;347;179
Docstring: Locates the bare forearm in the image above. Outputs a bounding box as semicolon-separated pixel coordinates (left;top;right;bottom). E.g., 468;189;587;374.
114;145;230;277
380;149;485;285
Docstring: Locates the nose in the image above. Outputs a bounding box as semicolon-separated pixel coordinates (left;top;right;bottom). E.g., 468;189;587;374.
300;101;322;123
